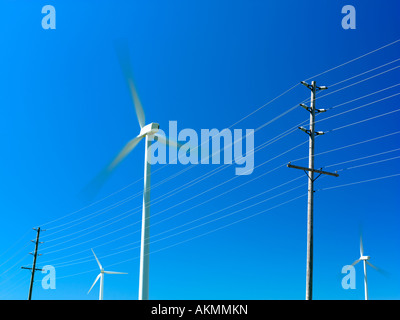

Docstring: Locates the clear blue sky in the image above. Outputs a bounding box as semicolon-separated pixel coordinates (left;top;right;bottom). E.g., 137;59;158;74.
0;0;399;300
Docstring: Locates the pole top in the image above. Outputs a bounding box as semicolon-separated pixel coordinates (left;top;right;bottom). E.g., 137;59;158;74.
300;81;328;91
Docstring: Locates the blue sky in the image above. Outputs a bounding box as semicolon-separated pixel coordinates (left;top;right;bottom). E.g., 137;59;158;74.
0;0;399;300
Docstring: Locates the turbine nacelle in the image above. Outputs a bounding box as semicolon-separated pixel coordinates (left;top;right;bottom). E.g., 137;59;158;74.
140;122;160;136
360;255;371;261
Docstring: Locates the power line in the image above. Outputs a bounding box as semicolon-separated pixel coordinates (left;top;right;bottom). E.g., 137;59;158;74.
41;83;391;243
315;65;400;103
304;38;400;81
327;57;400;88
49;190;309;270
39;170;303;265
40;138;308;255
48;163;400;275
41;129;400;259
324;147;400;169
41;149;400;274
317;173;400;191
327;108;400;133
314;92;400;128
43;145;400;267
37;40;400;232
337;155;400;171
327;83;400;111
39;92;394;245
290;130;400;163
41;121;309;242
22;53;400;282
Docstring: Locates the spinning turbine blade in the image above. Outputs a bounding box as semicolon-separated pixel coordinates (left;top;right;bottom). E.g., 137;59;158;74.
88;273;101;294
366;261;379;271
360;233;364;256
108;135;144;171
129;79;146;129
114;40;146;128
360;227;364;256
366;261;387;276
351;259;361;266
103;271;128;275
91;249;102;270
81;135;144;200
154;134;182;148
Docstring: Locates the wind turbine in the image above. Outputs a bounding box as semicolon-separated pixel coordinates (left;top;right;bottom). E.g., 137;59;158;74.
86;42;179;300
87;249;127;300
350;231;383;300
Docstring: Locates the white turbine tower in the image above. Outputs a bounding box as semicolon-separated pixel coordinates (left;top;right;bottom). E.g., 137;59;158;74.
87;249;127;300
85;42;179;300
350;232;383;300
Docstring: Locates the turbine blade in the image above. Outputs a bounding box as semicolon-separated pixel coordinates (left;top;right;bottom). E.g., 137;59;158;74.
103;271;128;275
80;135;144;200
108;135;144;171
366;261;378;270
360;227;364;256
154;134;182;148
87;273;101;294
351;259;361;266
366;261;388;276
114;40;146;128
91;249;102;270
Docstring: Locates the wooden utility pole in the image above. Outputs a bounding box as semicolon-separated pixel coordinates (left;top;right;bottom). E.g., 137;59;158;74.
21;227;43;300
288;81;338;300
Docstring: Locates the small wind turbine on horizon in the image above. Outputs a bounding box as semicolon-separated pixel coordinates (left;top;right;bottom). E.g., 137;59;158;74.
84;41;180;300
350;231;385;300
87;249;127;300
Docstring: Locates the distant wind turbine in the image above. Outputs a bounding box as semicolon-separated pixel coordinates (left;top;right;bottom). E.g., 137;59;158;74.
85;41;179;300
350;231;384;300
87;249;127;300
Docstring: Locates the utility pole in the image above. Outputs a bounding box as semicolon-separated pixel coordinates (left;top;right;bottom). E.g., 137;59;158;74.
21;227;44;300
288;81;339;300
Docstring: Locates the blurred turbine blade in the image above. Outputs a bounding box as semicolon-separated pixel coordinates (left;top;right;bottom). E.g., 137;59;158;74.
81;135;144;201
88;273;101;294
108;135;144;171
91;249;102;270
351;259;361;266
358;223;364;257
360;227;364;257
103;271;128;275
114;40;146;128
154;134;182;148
366;261;378;270
366;261;388;276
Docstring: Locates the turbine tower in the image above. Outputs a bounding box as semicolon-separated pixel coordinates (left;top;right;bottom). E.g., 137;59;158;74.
88;249;127;300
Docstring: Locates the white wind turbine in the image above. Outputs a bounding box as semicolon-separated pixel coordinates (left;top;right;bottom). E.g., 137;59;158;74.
350;231;384;300
85;42;179;300
87;249;127;300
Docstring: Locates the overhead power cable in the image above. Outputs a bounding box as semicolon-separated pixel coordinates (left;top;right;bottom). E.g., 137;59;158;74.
317;174;400;191
304;38;400;81
37;39;400;231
